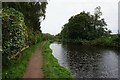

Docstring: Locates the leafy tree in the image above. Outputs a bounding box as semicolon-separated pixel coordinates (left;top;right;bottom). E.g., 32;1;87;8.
2;2;48;45
2;2;47;32
61;7;111;43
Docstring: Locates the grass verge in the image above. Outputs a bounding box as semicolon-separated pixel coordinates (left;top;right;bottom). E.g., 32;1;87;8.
42;41;73;79
2;42;42;79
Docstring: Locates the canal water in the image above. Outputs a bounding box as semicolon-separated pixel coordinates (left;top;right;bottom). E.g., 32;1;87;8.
50;43;119;78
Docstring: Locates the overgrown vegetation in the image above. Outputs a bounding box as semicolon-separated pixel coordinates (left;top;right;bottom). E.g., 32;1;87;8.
42;33;55;43
3;2;47;32
75;35;119;47
2;1;48;78
61;6;111;42
3;2;47;46
42;41;73;79
2;42;42;79
90;35;119;47
2;8;28;67
60;6;119;47
54;33;62;42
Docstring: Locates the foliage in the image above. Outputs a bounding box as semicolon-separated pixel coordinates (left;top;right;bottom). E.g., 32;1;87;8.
42;41;73;79
90;36;115;46
2;2;48;32
2;2;48;46
2;2;48;79
79;35;119;47
42;33;55;42
54;33;62;42
2;8;28;67
97;35;119;47
2;2;48;68
2;41;42;79
110;34;120;47
61;6;111;43
28;31;42;46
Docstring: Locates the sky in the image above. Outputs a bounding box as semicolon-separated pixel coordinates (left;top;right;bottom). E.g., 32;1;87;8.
41;0;119;35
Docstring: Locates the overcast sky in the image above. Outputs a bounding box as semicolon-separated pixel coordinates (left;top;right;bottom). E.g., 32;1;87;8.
41;0;119;35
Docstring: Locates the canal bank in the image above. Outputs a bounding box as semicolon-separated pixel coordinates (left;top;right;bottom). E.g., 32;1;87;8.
42;41;73;79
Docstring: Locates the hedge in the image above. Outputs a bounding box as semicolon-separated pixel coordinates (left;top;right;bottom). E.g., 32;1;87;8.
2;8;28;67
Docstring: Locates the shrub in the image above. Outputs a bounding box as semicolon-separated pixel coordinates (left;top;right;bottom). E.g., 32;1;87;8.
28;31;42;46
2;8;28;67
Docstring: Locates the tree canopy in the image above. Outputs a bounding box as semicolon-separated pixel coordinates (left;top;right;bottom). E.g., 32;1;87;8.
61;6;111;43
3;2;47;32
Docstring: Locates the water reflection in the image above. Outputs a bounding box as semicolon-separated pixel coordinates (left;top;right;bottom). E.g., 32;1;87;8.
50;43;119;78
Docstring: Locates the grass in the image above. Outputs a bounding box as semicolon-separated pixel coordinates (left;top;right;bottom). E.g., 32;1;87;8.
2;42;42;80
42;41;73;79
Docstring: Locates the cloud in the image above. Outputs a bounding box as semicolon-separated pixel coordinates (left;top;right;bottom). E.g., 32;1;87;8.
41;0;119;35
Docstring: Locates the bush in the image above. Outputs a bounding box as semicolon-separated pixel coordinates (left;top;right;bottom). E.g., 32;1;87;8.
28;31;42;46
2;8;28;67
90;36;119;47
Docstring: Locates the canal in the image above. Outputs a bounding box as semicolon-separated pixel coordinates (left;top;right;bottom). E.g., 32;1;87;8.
50;43;119;78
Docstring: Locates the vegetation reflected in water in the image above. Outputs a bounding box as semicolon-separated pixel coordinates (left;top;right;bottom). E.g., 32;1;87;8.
50;43;119;78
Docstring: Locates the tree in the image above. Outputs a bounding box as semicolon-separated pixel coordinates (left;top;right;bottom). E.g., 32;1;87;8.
2;2;48;32
2;2;48;45
61;7;111;43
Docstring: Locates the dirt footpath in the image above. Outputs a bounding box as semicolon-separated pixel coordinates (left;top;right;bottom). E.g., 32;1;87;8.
23;42;45;78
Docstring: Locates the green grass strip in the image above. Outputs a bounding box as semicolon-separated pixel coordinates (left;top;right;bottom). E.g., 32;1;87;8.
42;41;73;79
2;42;42;79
